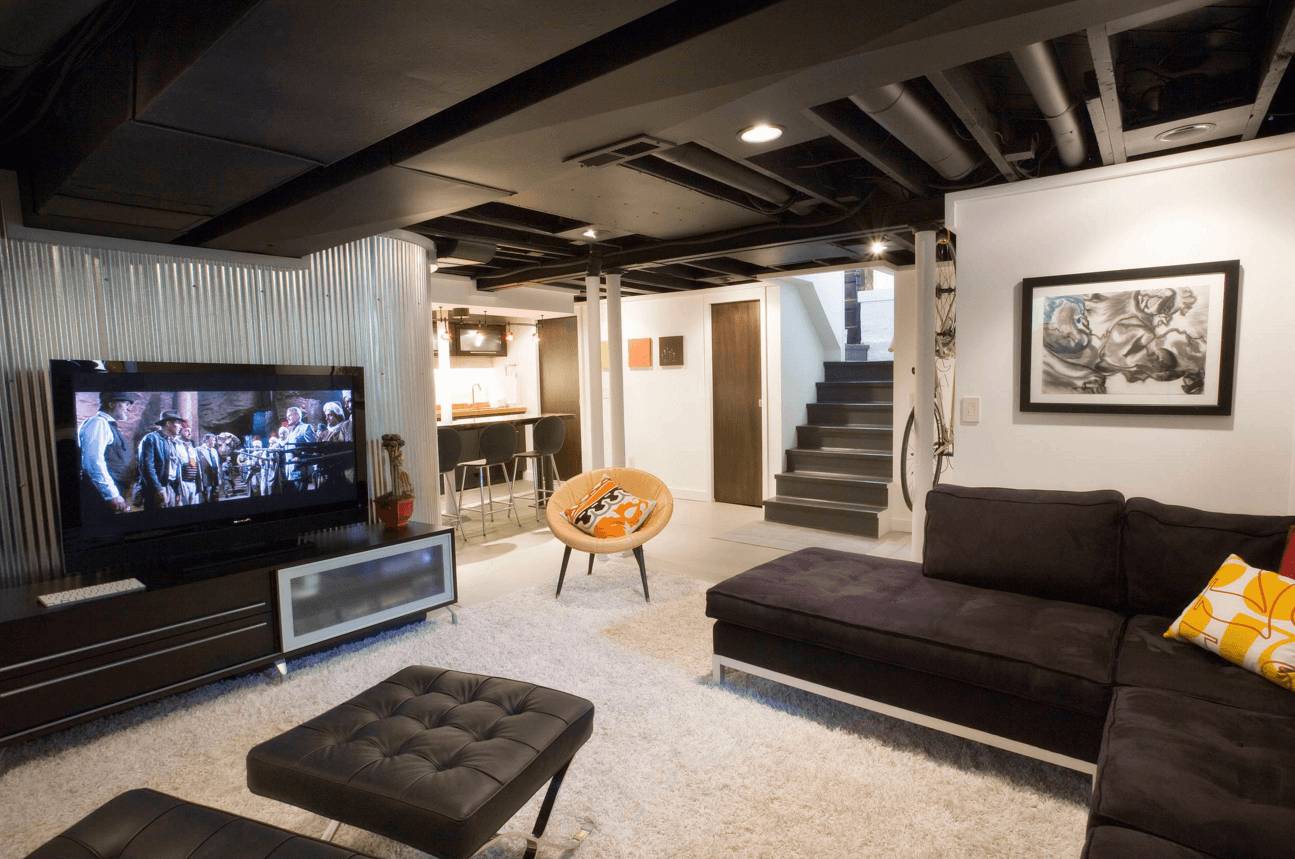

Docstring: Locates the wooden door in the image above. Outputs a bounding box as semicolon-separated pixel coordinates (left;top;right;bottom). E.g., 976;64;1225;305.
537;316;582;479
711;300;762;506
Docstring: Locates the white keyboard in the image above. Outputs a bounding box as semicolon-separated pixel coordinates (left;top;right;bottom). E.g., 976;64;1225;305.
38;578;145;608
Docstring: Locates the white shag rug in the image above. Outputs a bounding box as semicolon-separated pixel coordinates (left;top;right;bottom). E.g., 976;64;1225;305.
0;564;1090;858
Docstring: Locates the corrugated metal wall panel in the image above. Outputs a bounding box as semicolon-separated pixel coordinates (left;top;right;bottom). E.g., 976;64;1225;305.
0;234;439;586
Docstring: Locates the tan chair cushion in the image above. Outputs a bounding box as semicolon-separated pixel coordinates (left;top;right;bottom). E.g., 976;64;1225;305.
547;468;673;554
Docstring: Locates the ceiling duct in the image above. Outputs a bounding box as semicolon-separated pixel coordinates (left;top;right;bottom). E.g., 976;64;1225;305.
852;83;977;180
654;142;795;207
1011;41;1087;169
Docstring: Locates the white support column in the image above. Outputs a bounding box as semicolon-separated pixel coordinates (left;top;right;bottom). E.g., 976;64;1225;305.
584;274;605;470
605;272;625;467
911;230;938;561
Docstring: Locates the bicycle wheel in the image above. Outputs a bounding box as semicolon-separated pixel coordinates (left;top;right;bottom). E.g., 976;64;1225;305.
900;408;916;511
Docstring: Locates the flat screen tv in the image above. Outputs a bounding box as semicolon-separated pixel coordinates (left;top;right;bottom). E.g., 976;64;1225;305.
50;359;367;574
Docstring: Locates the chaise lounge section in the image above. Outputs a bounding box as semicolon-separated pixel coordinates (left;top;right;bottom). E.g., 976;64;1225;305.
708;484;1295;857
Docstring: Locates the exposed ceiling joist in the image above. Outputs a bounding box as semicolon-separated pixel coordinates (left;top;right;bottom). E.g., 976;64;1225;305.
477;195;942;289
805;101;928;196
927;66;1017;182
616;269;704;291
1085;97;1116;166
1242;2;1295;140
449;201;586;237
1105;0;1217;36
739;149;846;210
677;256;765;277
1086;26;1128;164
414;216;579;256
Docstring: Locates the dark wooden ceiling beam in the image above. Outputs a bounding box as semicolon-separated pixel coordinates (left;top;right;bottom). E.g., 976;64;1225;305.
675;256;765;277
450;201;586;237
477;195;943;289
1243;1;1295;140
412;217;579;256
615;270;703;291
1086;25;1128;164
927;66;1017;182
741;148;846;210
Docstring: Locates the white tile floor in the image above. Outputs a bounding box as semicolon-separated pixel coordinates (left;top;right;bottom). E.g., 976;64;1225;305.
445;479;911;606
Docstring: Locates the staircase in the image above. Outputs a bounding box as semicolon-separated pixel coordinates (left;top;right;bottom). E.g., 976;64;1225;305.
763;360;893;537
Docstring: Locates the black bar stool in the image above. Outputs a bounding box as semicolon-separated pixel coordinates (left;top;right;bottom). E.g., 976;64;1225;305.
436;426;466;541
456;422;520;539
511;416;565;522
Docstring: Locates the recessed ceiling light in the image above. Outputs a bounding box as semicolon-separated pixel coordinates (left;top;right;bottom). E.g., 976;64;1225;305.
869;239;887;256
1154;122;1216;143
739;123;784;144
581;228;598;239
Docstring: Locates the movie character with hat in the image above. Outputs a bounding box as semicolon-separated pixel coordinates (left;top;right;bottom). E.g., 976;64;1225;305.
78;391;136;514
138;409;184;510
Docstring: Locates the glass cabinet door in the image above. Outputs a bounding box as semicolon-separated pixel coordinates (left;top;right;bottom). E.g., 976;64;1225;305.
276;531;456;652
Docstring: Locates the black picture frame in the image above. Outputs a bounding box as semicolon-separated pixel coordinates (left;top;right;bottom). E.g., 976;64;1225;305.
1019;260;1240;415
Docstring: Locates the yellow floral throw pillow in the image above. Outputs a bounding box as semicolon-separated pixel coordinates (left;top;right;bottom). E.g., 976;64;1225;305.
563;476;655;539
1164;554;1295;692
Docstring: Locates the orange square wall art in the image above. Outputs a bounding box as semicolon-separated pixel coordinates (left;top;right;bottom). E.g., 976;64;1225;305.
628;337;652;368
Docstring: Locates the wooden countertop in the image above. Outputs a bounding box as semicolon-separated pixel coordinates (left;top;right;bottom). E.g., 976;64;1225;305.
434;404;528;420
445;412;574;429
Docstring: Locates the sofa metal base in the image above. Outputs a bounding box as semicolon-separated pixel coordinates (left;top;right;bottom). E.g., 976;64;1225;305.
713;654;1097;775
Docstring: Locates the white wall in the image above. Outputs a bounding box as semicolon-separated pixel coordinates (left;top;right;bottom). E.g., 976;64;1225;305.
434;325;540;413
776;283;829;463
947;136;1295;514
577;282;775;503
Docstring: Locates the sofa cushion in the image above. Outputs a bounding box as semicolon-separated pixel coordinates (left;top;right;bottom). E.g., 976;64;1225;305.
1116;615;1295;717
706;547;1124;716
1082;826;1214;859
1122;497;1295;617
923;484;1125;610
1091;687;1295;859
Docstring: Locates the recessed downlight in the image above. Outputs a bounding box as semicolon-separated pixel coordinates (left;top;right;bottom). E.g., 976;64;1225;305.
581;228;598;238
1154;122;1216;143
869;239;887;256
739;123;784;144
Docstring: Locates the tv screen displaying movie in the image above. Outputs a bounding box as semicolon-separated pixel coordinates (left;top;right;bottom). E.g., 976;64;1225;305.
51;360;367;562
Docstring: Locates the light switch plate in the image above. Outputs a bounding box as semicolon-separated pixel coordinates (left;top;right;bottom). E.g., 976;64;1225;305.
960;396;981;425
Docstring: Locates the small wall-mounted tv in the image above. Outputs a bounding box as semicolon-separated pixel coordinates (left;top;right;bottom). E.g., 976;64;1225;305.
451;322;508;356
50;359;368;574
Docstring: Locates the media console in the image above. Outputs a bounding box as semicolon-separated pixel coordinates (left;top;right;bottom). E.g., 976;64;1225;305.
0;521;455;746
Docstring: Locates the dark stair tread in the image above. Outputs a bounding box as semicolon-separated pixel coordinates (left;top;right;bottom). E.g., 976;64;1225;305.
789;448;892;459
811;401;894;408
763;495;887;514
798;423;892;432
776;471;889;486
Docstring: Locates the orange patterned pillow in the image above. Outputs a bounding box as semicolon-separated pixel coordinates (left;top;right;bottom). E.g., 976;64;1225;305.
1164;554;1295;692
562;476;656;539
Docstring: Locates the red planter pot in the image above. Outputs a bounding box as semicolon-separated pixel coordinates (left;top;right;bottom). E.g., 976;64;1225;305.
374;496;415;530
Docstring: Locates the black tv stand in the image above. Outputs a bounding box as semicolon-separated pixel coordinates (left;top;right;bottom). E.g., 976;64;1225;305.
0;521;454;747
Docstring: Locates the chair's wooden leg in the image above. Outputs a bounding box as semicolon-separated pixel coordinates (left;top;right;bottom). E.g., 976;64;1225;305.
632;546;650;602
556;546;572;597
587;552;595;576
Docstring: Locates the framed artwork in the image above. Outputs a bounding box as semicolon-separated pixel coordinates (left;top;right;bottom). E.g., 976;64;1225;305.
628;337;652;368
1020;260;1239;415
659;335;684;367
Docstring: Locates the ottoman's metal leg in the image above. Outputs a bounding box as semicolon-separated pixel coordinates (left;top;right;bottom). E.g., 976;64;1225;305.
712;655;724;684
523;760;572;859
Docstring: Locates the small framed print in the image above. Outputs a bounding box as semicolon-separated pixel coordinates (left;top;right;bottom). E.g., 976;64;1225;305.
1020;260;1239;415
628;337;652;368
659;335;684;367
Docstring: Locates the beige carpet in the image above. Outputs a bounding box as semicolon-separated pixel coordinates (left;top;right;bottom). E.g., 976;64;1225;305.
1;564;1089;858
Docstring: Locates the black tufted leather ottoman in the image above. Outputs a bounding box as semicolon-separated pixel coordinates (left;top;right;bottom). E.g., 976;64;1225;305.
246;666;595;859
27;789;380;858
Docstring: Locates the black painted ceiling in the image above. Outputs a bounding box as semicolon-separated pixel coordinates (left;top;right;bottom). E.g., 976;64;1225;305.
2;0;1292;292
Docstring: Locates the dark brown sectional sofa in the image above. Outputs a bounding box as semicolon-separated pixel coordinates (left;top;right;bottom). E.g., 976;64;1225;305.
706;485;1295;858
